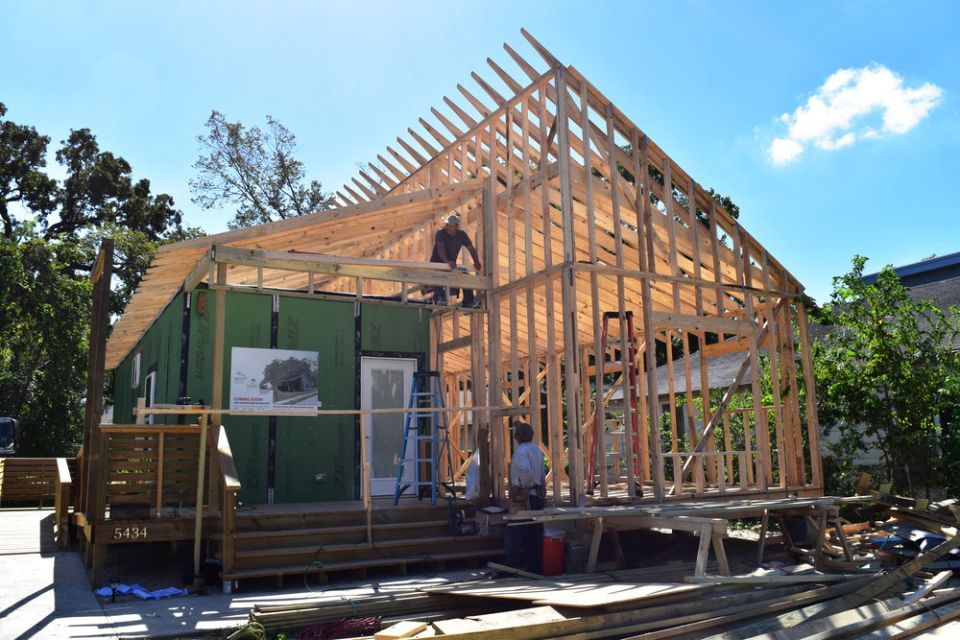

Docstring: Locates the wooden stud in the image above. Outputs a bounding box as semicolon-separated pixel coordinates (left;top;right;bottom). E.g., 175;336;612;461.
555;67;584;505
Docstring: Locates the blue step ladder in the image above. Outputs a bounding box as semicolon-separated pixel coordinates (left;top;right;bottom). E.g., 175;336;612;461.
393;371;456;505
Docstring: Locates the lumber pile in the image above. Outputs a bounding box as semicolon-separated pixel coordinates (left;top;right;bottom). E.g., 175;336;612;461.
244;537;960;639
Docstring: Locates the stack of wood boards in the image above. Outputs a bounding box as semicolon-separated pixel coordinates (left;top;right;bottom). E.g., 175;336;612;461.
249;546;960;639
248;562;740;632
877;494;960;531
363;572;960;639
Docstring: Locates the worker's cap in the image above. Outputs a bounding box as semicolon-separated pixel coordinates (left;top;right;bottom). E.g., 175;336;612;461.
445;214;461;225
512;420;534;442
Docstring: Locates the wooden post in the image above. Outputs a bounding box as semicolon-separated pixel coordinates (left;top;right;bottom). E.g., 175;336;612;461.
192;412;208;583
587;516;605;573
756;508;770;565
482;171;505;502
694;522;712;576
360;418;373;542
81;239;113;520
197;259;227;584
217;425;239;593
633;134;665;501
210;260;228;425
55;458;72;550
554;66;584;505
580;77;605;498
604;102;636;497
155;432;164;517
797;302;824;489
471;312;491;502
742;236;771;490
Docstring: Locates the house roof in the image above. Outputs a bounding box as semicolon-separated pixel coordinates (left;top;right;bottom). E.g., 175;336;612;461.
863;251;960;288
105;29;806;374
908;274;960;308
655;274;960;397
651;350;752;398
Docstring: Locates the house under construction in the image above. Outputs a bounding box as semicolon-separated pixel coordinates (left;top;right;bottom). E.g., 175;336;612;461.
70;29;823;589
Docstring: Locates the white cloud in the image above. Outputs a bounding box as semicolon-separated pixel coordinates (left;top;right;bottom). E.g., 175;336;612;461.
769;64;943;165
769;137;803;164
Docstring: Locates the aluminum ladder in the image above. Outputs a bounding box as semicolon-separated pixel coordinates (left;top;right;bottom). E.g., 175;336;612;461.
393;371;455;505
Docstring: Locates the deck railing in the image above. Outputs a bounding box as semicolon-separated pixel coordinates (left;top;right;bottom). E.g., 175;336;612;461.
0;457;77;508
97;424;209;519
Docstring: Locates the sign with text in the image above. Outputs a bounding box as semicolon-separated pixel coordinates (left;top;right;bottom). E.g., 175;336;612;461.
229;347;321;410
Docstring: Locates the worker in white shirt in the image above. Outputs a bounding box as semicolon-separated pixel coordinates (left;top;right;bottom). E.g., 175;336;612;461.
505;421;546;573
464;450;480;500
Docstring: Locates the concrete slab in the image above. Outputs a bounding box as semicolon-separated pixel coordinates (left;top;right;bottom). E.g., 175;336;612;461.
96;569;483;639
0;552;111;640
0;546;484;640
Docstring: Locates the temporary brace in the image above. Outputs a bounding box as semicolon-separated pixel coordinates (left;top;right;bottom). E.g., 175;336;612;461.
393;371;456;505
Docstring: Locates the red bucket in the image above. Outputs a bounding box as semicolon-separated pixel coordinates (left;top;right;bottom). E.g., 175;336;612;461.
542;532;564;576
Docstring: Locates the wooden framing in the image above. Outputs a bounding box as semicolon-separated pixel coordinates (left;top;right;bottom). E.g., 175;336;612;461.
94;28;822;554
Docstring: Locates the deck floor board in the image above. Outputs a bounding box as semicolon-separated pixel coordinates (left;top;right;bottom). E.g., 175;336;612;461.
0;508;58;555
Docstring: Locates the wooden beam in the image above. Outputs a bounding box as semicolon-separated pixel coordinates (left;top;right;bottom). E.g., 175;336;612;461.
439;336;472;352
650;311;755;335
215;246;492;290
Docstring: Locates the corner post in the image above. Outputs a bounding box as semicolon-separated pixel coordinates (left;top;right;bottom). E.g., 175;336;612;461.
80;238;113;519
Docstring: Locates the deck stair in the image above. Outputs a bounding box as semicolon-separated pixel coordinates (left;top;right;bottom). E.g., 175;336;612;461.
216;501;503;586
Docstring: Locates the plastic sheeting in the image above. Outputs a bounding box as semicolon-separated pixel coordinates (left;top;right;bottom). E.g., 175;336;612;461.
94;583;188;600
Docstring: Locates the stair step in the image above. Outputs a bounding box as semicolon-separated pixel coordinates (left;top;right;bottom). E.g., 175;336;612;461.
211;518;456;542
223;548;504;581
230;504;458;532
235;534;491;561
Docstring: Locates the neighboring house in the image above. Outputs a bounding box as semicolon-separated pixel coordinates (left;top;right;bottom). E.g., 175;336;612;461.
640;350;755;446
863;251;960;347
647;252;960;469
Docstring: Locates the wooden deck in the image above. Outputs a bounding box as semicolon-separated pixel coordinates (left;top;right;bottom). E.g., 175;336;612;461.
217;497;500;590
0;508;58;555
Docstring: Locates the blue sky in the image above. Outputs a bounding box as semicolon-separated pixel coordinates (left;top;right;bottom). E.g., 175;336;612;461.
2;0;957;302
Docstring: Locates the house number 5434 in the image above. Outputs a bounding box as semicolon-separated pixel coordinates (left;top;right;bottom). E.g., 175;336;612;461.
113;526;148;540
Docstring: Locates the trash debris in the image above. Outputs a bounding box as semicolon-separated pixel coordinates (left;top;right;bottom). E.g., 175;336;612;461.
94;583;188;600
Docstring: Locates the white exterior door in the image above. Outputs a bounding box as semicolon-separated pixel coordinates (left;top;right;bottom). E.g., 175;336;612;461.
360;357;417;496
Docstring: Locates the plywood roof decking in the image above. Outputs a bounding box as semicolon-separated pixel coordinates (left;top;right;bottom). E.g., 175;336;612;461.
105;183;483;369
106;29;804;375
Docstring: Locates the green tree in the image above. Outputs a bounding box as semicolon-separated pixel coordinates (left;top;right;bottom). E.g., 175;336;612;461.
0;102;202;454
261;357;315;390
0;103;58;236
0;226;91;455
190;111;334;229
812;256;960;496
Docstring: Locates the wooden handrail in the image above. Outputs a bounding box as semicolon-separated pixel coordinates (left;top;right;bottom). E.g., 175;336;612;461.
216;425;240;592
217;426;241;490
99;423;201;434
56;458;72;484
55;458;73;549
